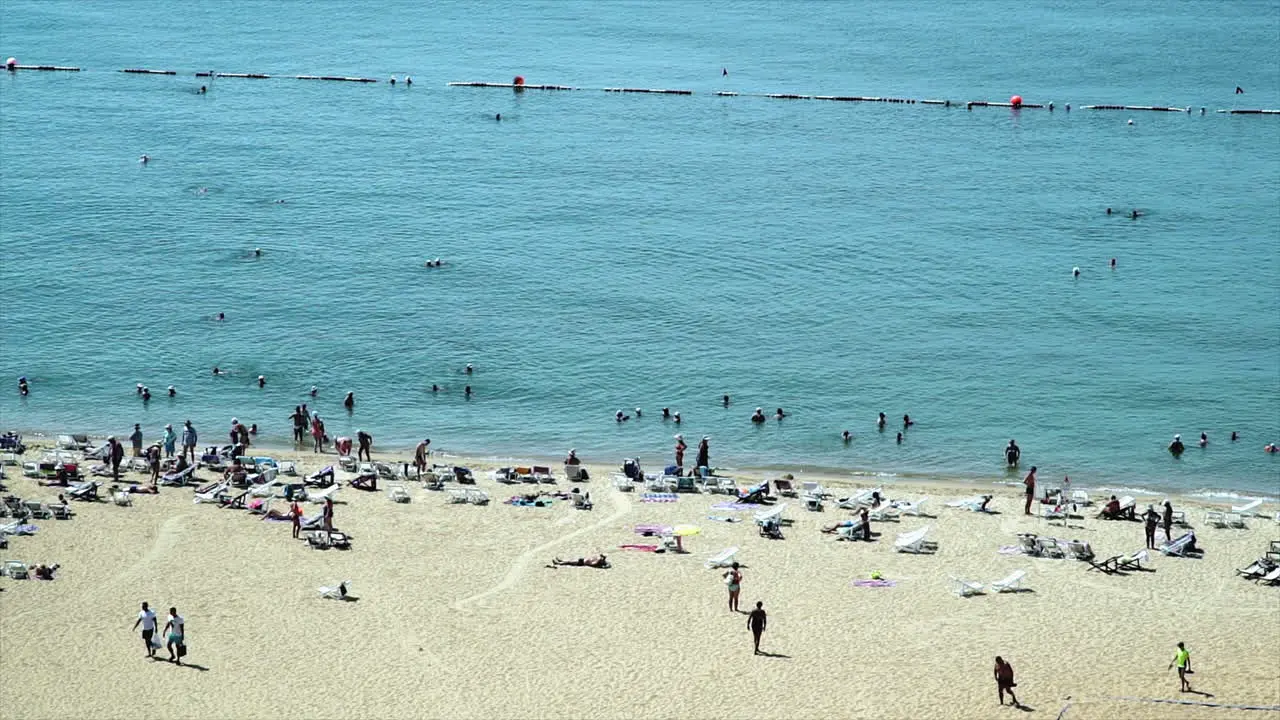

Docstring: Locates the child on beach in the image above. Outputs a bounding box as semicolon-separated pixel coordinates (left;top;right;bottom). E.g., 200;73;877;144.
723;562;742;612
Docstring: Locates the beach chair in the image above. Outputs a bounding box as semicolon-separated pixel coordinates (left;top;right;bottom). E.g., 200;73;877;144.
836;518;868;541
452;467;475;484
298;514;324;530
715;477;738;495
1088;555;1121;574
564;464;586;482
704;546;739;569
532;466;555;483
899;497;929;517
193;482;230;504
248;480;279;498
1070;490;1091;506
318;581;351;600
646;475;676;493
1063;539;1094;561
1236;558;1275;580
22;501;52;519
349;473;378;491
611;474;633;492
1016;534;1041;556
305;466;336;488
1041;502;1068;525
676;476;698;493
947;496;990;513
838;487;881;510
773;479;797;497
510;466;533;483
278;461;297;476
447;489;470;504
465;489;490;505
159;464;196;487
1224;512;1246;528
950;576;984;597
1117;550;1149;571
308;484;340;504
801;481;827;499
49;503;73;520
869;503;900;522
388;484;411;503
738;483;770;505
68;480;99;501
1258;567;1280;585
339;455;357;472
1204;511;1228;528
754;503;788;527
3;561;29;579
1159;532;1196;557
1232;498;1264;516
989;569;1028;593
372;462;396;481
571;492;593;510
802;493;823;512
0;453;16;466
894;525;934;553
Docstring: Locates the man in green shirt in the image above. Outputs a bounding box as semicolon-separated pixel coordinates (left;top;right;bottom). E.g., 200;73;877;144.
1169;641;1192;692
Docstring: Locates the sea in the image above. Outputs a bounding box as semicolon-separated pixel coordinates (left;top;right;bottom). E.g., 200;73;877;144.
1;0;1278;497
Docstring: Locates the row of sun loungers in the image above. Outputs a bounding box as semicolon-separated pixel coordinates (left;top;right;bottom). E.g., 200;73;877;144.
951;569;1028;597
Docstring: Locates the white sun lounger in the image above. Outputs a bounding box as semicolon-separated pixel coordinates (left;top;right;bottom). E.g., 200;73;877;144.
946;496;991;512
338;455;357;472
1041;502;1069;525
899;497;929;516
836;519;868;541
193;482;230;504
801;481;828;498
1258;567;1280;585
611;474;634;492
1159;533;1195;557
989;569;1028;593
318;581;351;600
278;461;297;476
22;501;51;519
704;546;739;569
1232;498;1264;516
838;487;881;510
388;484;410;503
1225;512;1246;528
950;576;984;597
754;503;787;526
894;525;933;553
1204;510;1227;528
308;485;340;503
868;503;899;521
1070;490;1091;506
447;489;470;504
3;561;30;579
248;480;279;498
465;489;489;505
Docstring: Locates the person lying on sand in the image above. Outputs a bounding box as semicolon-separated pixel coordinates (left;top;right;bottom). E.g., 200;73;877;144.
551;554;609;568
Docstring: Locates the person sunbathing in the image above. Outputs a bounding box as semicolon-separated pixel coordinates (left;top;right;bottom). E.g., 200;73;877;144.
552;554;609;568
821;518;862;534
263;506;299;521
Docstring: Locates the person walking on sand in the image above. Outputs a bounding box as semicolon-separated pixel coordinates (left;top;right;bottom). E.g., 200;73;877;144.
130;423;144;457
162;607;185;665
132;601;158;658
1143;505;1159;549
723;562;742;612
674;434;687;469
1169;641;1192;692
107;436;124;482
323;496;334;533
1162;500;1175;542
290;406;306;444
181;420;197;463
356;429;373;462
1023;466;1037;515
994;656;1020;707
747;601;767;655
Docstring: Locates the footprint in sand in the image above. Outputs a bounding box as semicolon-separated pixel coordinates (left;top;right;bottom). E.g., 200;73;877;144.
452;490;632;611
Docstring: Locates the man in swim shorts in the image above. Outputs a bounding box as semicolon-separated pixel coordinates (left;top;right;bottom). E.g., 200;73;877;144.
1023;466;1037;515
162;607;185;665
747;601;767;655
1169;642;1192;692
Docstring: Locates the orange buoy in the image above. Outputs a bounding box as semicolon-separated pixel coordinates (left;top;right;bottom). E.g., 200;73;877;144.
513;75;525;86
1010;95;1023;107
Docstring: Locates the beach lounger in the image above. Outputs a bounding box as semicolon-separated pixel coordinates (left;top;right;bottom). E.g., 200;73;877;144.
950;576;984;597
947;495;993;513
22;501;51;519
532;466;555;483
297;514;324;530
113;491;133;506
0;453;16;466
838;487;881;510
715;477;737;495
1016;534;1041;556
704;546;739;569
1204;510;1228;528
388;484;411;503
159;464;196;487
248;480;279;498
3;561;29;579
611;474;634;492
68;481;99;501
308;484;339;504
319;581;351;600
1224;512;1246;528
1118;550;1149;571
452;467;475;484
305;466;336;487
492;468;519;484
676;476;698;493
1063;539;1094;561
465;489;490;505
835;518;869;541
869;503;900;522
349;473;378;491
898;497;929;517
1159;532;1196;557
56;435;78;450
193;482;230;504
773;479;797;497
646;476;676;493
1041;502;1069;525
372;462;396;480
802;492;823;512
447;489;470;504
49;504;73;520
754;503;788;527
564;464;587;482
989;569;1028;593
1236;558;1275;580
278;461;297;476
801;481;828;499
307;530;349;549
1232;498;1264;516
894;525;934;553
1258;567;1280;585
339;455;357;472
1070;490;1091;506
1088;555;1121;574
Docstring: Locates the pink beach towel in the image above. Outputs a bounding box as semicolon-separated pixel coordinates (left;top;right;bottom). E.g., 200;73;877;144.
851;579;898;588
619;544;659;552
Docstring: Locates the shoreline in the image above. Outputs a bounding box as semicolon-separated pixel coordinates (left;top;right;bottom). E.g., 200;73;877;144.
11;426;1277;508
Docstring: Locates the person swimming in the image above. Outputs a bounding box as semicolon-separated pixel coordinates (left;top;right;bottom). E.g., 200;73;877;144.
634;407;642;418
896;432;903;444
253;248;262;257
1169;434;1185;456
199;85;207;94
344;391;355;409
841;430;852;443
216;312;225;321
310;386;318;397
136;383;144;395
495;113;501;121
1106;207;1112;215
722;394;730;407
431;384;440;393
1199;432;1208;447
465;363;473;374
615;410;629;423
464;385;472;397
212;366;224;375
139;154;149;164
1110;258;1117;268
673;411;681;424
751;407;766;423
1231;431;1238;442
1129;209;1141;219
662;407;671;419
141;387;151;401
18;376;29;396
167;385;176;397
903;414;914;428
774;408;787;420
1073;267;1080;277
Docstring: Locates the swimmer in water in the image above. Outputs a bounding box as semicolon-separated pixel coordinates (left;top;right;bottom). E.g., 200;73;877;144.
751;407;766;424
877;412;886;430
253;248;262;257
1236;86;1244;94
1106;207;1112;215
1231;431;1238;442
615;410;628;423
212;366;224;376
774;408;786;420
216;312;225;321
257;375;266;388
1169;434;1185;456
389;76;396;85
139;154;150;164
310;386;318;397
842;430;852;443
662;407;671;419
1110;258;1117;268
1265;443;1278;454
896;432;903;444
464;385;472;397
136;383;144;395
903;414;914;428
634;407;642;418
673;412;681;424
495;113;501;121
199;85;207;94
1073;267;1080;277
141;387;151;401
431;384;439;393
465;364;473;375
168;385;176;397
1199;432;1208;447
344;391;355;410
722;68;728;76
18;376;29;396
1129;209;1140;219
405;76;412;86
722;394;730;407
197;187;208;195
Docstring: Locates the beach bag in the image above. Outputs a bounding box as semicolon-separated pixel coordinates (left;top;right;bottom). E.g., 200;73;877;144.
149;634;162;649
177;642;187;658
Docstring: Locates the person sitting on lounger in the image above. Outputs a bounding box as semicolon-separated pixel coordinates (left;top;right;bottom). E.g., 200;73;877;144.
552;554;609;568
1099;496;1122;519
264;504;301;521
224;458;247;485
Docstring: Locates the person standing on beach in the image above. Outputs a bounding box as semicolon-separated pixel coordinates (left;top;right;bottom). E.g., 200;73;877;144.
107;436;124;482
1169;642;1192;692
129;423;144;457
414;438;431;476
696;436;710;472
162;607;185;665
356;429;373;462
1162;500;1175;542
290;406;306;444
181;421;197;463
290;500;303;539
674;434;687;469
1005;439;1020;467
994;656;1020;707
747;601;767;655
131;601;158;658
311;415;325;453
162;424;177;459
723;562;742;612
1023;466;1037;515
323;496;334;533
145;443;162;487
1143;505;1159;549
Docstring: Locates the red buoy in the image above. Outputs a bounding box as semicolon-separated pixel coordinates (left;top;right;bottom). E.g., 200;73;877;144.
1010;95;1023;107
513;75;525;86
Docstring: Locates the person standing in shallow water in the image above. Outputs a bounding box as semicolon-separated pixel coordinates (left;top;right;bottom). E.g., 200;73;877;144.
674;434;687;469
696;436;710;471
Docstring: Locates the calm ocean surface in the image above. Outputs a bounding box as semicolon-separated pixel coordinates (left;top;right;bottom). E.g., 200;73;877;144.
2;1;1278;495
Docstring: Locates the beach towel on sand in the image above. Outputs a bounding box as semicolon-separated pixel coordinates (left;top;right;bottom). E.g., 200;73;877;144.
851;579;897;588
641;493;677;503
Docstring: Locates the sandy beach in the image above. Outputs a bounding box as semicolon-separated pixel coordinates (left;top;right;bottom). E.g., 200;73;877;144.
1;438;1277;720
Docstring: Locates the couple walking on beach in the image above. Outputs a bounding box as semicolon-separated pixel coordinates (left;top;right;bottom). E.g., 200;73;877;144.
131;602;187;665
722;563;768;655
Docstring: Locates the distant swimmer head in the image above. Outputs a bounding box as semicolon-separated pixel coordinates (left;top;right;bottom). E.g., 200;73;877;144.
405;76;412;85
634;407;642;417
167;385;176;396
896;432;903;443
139;154;149;163
465;363;474;374
310;385;318;396
722;394;730;405
389;76;396;85
257;375;266;387
842;430;852;441
217;312;225;321
673;412;681;423
1127;118;1134;125
1106;207;1112;215
136;383;144;393
1110;258;1117;267
5;57;16;71
199;85;206;94
253;248;262;256
495;113;502;121
1073;267;1080;277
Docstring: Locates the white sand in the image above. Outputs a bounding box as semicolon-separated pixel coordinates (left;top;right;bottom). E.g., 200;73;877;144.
1;442;1278;720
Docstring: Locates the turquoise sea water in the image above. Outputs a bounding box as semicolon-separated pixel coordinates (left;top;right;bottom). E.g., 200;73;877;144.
1;1;1278;495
